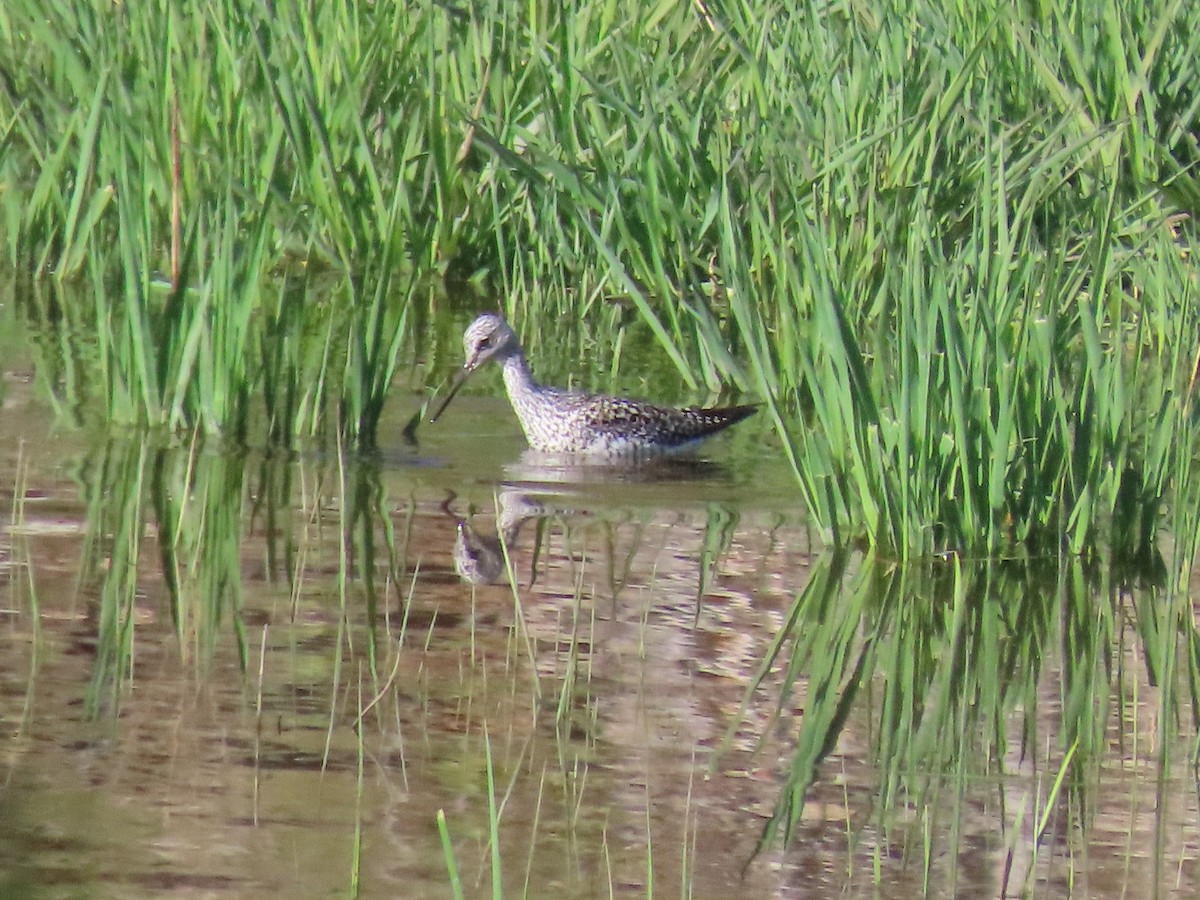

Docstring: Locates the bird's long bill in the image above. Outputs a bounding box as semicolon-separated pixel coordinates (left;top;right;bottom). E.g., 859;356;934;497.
428;366;474;423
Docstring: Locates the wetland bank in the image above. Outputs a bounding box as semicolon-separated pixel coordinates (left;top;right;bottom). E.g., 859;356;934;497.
4;0;1200;896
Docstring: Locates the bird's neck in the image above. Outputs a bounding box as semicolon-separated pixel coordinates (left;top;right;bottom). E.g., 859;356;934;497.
501;351;539;398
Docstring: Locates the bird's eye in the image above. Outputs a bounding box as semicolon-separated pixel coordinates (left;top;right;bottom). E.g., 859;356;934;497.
480;335;494;347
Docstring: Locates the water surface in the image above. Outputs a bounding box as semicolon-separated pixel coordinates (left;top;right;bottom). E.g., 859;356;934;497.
2;330;1199;898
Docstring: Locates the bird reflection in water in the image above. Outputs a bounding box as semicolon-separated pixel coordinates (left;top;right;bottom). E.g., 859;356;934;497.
448;490;548;585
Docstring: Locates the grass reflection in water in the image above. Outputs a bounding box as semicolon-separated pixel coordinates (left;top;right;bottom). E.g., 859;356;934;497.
1;422;1197;898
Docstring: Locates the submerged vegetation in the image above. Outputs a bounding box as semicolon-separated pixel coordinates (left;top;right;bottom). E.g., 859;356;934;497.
2;0;1199;558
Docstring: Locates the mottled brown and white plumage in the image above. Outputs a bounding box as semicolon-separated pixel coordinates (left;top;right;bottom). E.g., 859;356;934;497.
430;313;757;455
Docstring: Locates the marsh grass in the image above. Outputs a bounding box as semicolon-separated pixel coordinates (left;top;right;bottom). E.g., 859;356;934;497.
6;1;1200;889
4;0;1199;557
438;809;467;900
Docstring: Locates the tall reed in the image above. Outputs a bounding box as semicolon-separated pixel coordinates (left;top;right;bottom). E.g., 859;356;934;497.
3;0;1198;556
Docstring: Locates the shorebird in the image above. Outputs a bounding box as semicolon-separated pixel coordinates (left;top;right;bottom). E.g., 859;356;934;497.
430;313;757;455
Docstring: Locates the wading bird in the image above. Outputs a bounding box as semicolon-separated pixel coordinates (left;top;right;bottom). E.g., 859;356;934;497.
430;313;757;455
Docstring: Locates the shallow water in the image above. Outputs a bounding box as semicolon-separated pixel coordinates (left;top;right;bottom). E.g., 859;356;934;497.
3;331;1200;898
